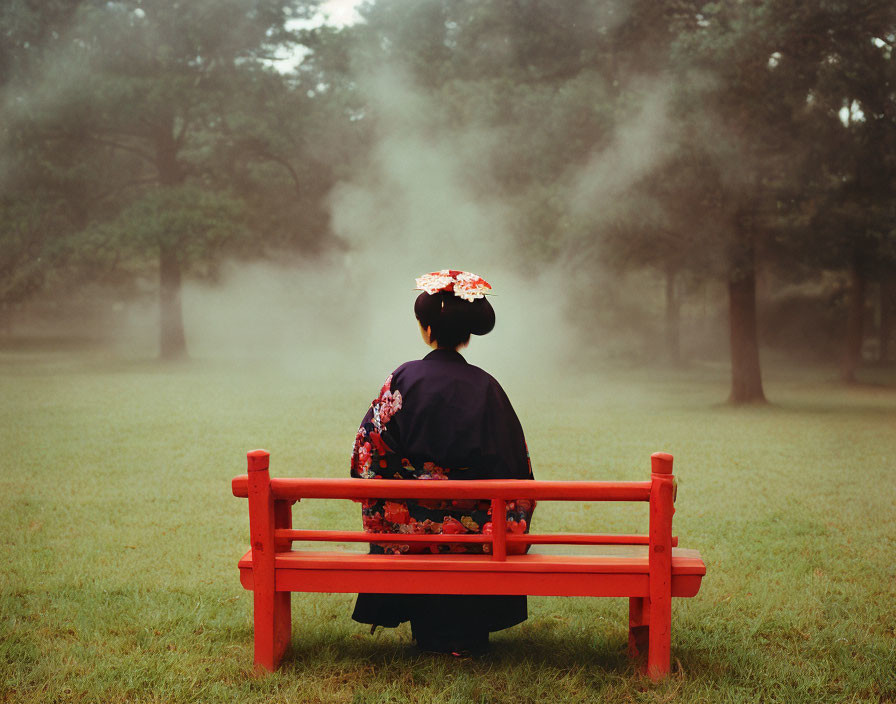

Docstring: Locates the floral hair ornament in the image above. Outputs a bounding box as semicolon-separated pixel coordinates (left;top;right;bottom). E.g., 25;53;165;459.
414;269;493;302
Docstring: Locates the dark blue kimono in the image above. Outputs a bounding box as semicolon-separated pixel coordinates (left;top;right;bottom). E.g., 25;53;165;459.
350;348;535;636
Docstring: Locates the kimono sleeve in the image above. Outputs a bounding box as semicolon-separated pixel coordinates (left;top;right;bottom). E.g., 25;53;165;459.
482;378;534;481
484;378;535;544
349;371;419;548
350;372;411;480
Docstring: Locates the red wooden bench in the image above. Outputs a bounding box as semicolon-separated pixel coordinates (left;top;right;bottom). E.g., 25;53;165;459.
231;450;705;679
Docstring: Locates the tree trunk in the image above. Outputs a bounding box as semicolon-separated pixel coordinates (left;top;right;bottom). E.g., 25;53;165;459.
728;252;766;404
664;264;681;364
155;114;188;360
0;303;12;336
879;279;895;364
159;242;187;360
840;258;866;383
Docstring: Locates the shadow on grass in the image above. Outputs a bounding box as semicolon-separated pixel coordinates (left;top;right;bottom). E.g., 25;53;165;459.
273;625;725;683
211;598;739;688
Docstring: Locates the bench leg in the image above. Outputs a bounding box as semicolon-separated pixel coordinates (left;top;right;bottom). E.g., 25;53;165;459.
628;596;649;659
646;593;671;680
253;589;291;672
629;596;671;679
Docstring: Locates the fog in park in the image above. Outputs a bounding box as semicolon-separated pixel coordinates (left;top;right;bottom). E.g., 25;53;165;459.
3;6;896;701
2;1;895;397
142;67;682;378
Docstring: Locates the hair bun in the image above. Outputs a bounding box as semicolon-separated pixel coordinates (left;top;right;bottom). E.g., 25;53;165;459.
414;291;496;347
468;297;495;336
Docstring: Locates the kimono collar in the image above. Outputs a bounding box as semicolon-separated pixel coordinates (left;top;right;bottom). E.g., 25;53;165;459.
423;348;468;364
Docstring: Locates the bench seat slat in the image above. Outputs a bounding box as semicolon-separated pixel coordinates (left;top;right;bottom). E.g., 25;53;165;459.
237;548;705;598
239;547;705;574
270;571;704;599
277;570;656;598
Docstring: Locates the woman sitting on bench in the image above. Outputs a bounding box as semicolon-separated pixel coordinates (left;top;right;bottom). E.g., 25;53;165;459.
349;270;535;656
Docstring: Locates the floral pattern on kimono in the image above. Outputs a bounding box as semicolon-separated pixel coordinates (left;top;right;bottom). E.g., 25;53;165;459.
350;365;535;555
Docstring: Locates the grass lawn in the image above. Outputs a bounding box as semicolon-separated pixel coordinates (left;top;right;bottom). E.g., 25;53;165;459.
1;343;895;703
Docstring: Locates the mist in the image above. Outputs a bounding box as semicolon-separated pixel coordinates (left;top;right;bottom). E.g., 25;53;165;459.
122;60;698;382
2;0;884;401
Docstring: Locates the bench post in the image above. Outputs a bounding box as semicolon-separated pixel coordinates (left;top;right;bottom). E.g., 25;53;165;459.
628;595;649;661
247;450;292;672
645;451;674;679
490;499;507;560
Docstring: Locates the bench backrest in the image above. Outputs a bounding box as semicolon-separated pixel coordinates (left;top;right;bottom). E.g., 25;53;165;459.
232;451;677;563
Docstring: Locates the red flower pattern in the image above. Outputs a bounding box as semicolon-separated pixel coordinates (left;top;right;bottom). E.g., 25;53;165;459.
351;372;534;554
383;501;410;525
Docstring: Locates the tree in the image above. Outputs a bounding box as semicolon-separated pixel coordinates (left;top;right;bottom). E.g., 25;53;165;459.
598;151;729;365
803;7;896;381
664;1;896;400
4;0;322;358
342;0;896;397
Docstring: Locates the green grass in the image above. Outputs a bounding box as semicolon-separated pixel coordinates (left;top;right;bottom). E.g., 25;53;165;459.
1;344;895;703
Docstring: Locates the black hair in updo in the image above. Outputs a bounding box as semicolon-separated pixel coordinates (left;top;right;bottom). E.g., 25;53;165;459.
414;291;495;349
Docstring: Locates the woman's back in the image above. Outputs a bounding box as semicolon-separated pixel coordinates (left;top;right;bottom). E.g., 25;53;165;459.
355;348;531;480
349;270;534;654
351;348;533;554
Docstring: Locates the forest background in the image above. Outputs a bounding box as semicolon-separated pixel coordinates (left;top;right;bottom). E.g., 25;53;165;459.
3;0;895;400
3;3;896;703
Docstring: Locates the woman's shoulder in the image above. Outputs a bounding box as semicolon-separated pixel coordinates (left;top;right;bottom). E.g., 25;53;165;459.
393;353;498;386
388;358;420;382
